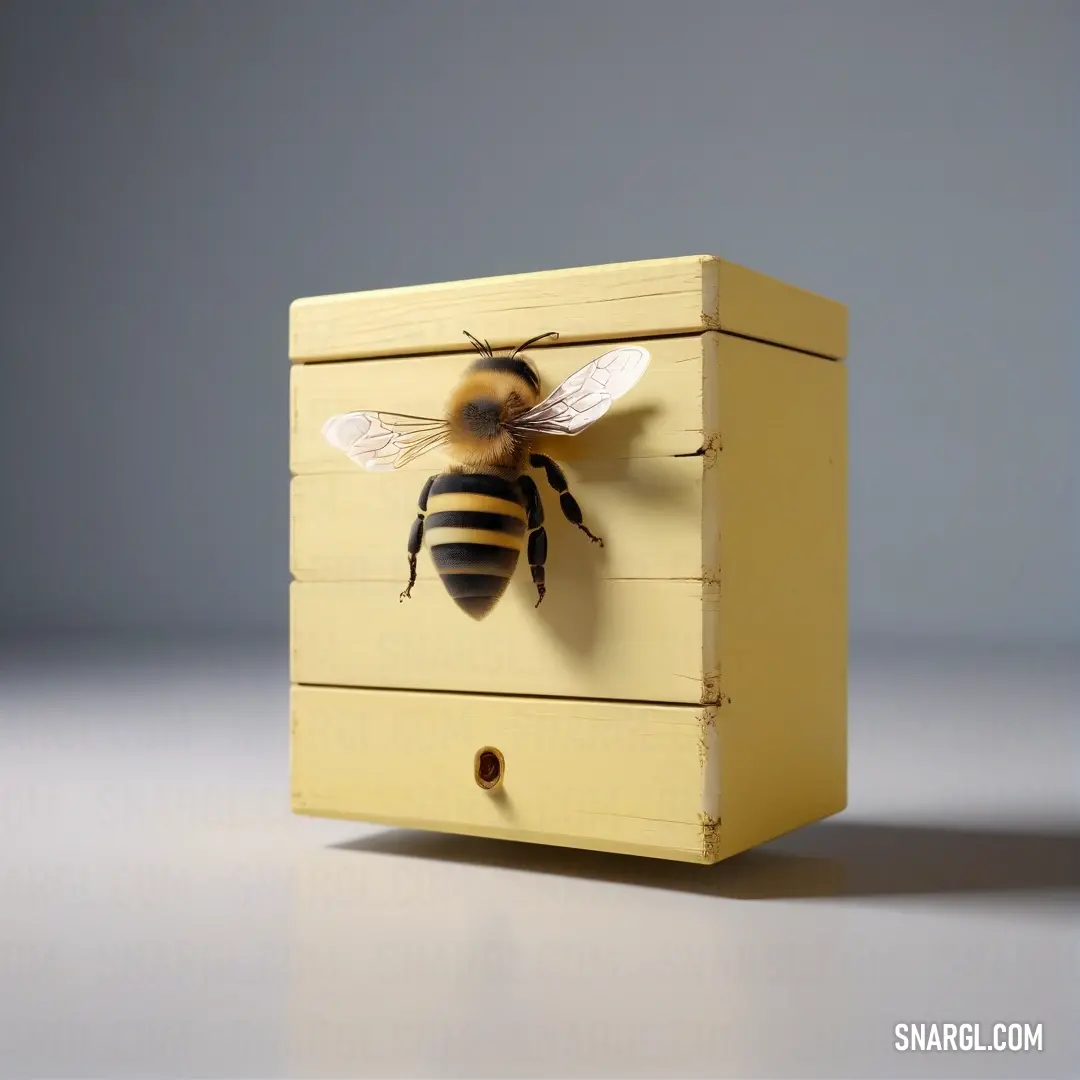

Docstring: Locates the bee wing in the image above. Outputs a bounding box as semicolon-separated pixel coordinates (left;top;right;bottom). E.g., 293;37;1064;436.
509;345;650;437
321;411;450;471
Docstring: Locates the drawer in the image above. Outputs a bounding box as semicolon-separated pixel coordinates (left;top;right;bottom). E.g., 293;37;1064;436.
290;685;722;864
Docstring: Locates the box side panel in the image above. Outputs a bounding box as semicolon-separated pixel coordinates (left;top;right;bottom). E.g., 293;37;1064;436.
713;260;848;361
291;456;707;584
290;685;715;862
289;335;707;475
710;337;848;860
290;579;707;705
290;255;711;362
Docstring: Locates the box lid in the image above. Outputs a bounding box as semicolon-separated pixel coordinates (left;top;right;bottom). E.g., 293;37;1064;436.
289;254;847;364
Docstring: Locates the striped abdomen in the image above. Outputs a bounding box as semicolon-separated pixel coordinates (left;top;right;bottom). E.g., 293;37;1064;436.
425;471;526;620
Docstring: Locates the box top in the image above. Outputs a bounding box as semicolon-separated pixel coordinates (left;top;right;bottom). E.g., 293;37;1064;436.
289;254;847;364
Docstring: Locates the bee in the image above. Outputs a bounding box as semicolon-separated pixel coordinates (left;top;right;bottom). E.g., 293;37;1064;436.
321;330;650;620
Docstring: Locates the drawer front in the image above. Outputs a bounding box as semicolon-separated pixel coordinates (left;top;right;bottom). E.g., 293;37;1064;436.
290;686;720;863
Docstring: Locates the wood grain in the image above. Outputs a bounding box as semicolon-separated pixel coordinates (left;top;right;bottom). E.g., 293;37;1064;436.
289;254;848;363
290;578;717;706
714;260;849;361
290;455;708;584
712;335;849;854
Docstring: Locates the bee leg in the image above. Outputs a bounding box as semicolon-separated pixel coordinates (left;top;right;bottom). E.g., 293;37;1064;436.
401;474;437;602
529;452;604;548
518;474;547;608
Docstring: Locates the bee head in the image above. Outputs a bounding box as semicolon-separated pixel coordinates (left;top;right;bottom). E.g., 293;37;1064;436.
447;331;556;461
460;331;554;399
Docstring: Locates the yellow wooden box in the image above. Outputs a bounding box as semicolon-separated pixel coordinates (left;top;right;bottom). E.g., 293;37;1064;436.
289;254;848;864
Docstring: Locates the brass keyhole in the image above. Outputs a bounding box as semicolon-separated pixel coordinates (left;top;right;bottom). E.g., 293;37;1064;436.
474;746;505;790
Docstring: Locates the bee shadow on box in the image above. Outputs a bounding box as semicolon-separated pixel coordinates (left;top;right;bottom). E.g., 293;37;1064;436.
513;402;696;659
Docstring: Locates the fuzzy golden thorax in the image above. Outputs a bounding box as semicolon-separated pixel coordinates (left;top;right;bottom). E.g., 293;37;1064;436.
445;367;540;470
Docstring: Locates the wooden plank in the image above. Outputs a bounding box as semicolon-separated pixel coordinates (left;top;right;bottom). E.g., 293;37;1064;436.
290;684;720;863
289;333;708;476
710;335;848;856
289;254;848;363
714;260;849;361
290;255;711;362
290;578;717;706
290;456;708;584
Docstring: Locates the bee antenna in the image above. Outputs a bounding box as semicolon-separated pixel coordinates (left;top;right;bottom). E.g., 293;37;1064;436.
463;330;492;358
509;331;559;359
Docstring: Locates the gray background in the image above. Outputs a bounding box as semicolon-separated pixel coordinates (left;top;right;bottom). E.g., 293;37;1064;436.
1;0;1076;645
1;6;1077;1079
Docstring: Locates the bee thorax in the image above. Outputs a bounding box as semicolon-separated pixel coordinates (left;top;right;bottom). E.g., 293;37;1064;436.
460;397;502;438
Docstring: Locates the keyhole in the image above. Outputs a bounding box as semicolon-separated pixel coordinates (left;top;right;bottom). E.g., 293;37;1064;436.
474;746;504;790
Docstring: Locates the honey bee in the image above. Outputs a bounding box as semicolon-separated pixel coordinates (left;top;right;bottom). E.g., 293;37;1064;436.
321;330;650;620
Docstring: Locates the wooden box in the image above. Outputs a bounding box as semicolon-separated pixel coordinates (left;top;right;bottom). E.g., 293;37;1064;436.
289;255;848;864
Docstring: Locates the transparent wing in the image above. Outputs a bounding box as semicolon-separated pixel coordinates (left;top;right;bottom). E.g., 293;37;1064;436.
509;345;650;437
321;411;451;471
